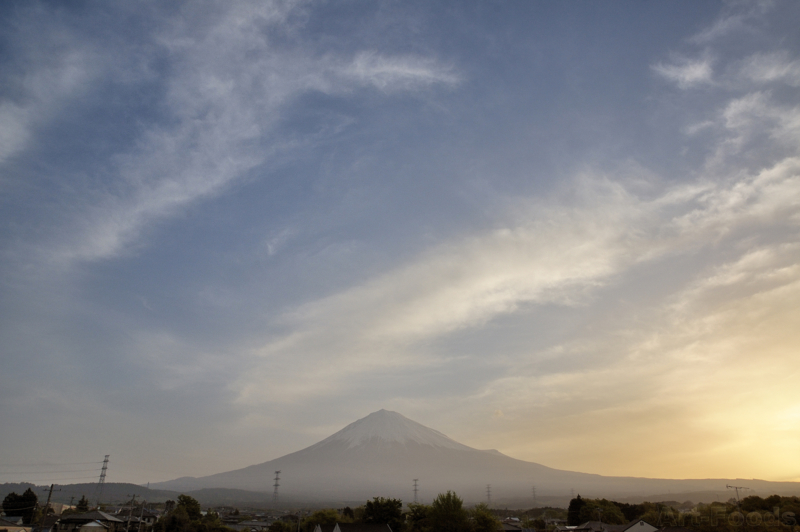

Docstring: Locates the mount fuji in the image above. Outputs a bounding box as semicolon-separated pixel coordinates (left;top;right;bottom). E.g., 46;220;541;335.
151;410;800;504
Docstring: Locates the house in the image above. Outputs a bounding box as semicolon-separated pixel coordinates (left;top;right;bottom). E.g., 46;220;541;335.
564;521;604;532
77;522;109;532
562;520;657;532
134;510;158;530
228;521;273;532
0;517;31;532
313;524;392;532
32;515;60;532
501;523;533;532
57;512;123;532
109;508;158;532
618;520;657;532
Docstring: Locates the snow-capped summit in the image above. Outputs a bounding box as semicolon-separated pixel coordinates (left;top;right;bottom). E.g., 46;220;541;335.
316;409;475;450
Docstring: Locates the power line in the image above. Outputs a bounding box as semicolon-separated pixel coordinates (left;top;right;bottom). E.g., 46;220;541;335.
13;476;103;482
0;469;101;475
0;462;102;468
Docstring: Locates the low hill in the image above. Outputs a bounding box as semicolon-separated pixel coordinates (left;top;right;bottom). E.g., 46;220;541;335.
0;482;178;506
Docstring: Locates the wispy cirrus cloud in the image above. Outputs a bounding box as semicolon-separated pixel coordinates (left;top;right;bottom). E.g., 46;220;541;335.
231;17;800;479
739;51;800;87
12;2;459;268
237;150;800;405
0;48;96;167
4;0;800;485
652;56;714;89
339;51;460;92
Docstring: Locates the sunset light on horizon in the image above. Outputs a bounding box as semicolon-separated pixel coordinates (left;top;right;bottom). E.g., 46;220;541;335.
1;1;799;488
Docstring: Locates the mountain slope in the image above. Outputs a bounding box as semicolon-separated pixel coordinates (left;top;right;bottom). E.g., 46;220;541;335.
151;410;800;502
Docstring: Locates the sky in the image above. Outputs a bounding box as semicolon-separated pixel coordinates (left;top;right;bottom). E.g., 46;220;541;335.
1;0;800;488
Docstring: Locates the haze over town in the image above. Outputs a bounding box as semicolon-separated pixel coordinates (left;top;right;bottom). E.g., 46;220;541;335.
1;0;799;489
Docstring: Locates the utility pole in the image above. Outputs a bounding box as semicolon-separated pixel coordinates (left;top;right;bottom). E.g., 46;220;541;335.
413;479;419;504
136;500;146;532
38;484;60;532
125;495;137;532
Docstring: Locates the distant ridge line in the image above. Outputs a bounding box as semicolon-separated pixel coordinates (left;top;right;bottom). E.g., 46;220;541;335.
148;410;800;503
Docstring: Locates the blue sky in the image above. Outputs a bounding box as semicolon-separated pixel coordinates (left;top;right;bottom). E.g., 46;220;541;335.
2;0;800;487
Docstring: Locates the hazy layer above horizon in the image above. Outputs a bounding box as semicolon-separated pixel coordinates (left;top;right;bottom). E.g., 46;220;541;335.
1;0;799;487
148;410;800;502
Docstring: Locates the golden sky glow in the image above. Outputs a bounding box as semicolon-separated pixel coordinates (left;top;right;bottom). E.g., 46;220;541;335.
1;1;799;487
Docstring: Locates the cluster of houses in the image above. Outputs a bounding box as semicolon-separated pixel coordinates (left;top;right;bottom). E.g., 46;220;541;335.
556;520;658;532
1;508;697;532
554;519;691;532
0;507;159;532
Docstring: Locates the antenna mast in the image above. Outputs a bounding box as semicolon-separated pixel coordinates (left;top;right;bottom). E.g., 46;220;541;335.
94;455;110;508
726;484;749;510
272;471;281;503
413;479;419;504
486;484;491;505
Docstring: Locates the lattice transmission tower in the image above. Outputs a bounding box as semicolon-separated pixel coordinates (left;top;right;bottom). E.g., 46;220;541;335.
93;455;110;507
272;471;281;503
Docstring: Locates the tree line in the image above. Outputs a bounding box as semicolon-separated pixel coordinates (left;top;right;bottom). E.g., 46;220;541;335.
567;494;800;532
286;492;501;532
153;492;502;532
2;488;94;525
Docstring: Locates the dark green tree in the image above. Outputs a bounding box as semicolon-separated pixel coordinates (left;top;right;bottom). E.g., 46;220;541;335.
611;502;646;522
76;495;90;513
364;497;403;530
403;503;431;532
155;506;191;532
300;509;341;532
2;488;39;524
577;499;625;525
195;511;232;532
429;492;469;532
177;495;203;521
268;522;294;532
470;503;500;532
567;496;586;526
